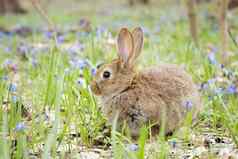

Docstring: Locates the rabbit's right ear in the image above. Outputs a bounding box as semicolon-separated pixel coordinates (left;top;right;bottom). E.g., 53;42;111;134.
131;27;143;63
117;28;134;67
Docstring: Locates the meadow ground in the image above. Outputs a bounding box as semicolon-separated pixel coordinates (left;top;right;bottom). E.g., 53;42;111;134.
0;0;238;158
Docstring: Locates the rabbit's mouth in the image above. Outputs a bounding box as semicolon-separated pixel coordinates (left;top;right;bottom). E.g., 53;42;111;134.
90;80;102;95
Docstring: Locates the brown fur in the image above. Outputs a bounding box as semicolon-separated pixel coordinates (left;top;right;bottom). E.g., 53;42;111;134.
90;27;202;138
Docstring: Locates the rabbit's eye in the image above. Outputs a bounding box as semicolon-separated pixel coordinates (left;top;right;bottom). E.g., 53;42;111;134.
96;63;104;69
103;71;111;79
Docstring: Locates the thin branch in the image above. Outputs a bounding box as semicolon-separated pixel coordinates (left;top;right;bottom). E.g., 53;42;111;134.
29;0;56;31
228;27;238;49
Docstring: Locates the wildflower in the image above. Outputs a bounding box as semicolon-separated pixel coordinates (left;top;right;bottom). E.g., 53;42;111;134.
12;96;17;103
96;26;107;38
15;122;26;132
127;144;138;151
91;68;96;76
4;47;11;53
57;35;65;44
44;31;53;39
200;82;208;90
169;139;177;148
77;78;86;87
2;59;13;67
226;84;237;94
184;100;193;110
0;31;5;38
141;26;150;36
9;83;17;92
78;60;88;70
31;58;38;67
2;59;18;72
18;44;29;55
1;75;8;81
67;43;84;55
207;52;217;65
207;78;216;85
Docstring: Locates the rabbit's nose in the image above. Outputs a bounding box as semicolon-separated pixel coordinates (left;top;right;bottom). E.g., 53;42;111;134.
90;80;101;95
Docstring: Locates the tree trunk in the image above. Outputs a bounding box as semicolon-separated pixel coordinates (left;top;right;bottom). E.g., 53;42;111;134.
186;0;199;46
228;0;238;9
0;0;26;14
218;0;229;64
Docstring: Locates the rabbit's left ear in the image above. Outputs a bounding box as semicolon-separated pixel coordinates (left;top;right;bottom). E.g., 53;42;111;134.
130;27;143;64
117;28;134;67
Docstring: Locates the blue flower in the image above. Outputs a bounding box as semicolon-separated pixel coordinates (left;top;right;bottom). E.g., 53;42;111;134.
9;83;17;92
169;140;177;148
226;84;237;94
127;144;138;151
12;96;17;103
15;122;26;132
0;31;5;38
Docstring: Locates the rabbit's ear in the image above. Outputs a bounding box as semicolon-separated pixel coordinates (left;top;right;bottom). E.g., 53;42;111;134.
117;28;134;66
131;27;143;63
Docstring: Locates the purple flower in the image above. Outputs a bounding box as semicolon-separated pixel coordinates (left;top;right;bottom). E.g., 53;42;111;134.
4;47;11;53
9;83;17;92
67;43;84;55
77;78;85;86
128;144;138;151
226;84;237;94
15;122;26;131
1;75;8;81
57;35;65;44
207;79;216;85
18;44;29;54
141;26;150;36
44;31;53;39
208;52;217;65
3;59;13;67
91;68;96;76
184;101;193;110
200;82;208;90
96;26;107;38
31;58;38;67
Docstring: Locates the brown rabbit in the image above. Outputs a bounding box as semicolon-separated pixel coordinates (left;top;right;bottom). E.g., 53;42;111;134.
90;27;202;138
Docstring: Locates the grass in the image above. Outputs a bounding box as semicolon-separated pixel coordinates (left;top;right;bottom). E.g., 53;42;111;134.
0;0;238;158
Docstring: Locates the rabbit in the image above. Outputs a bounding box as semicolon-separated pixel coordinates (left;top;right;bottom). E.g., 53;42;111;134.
90;27;202;138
